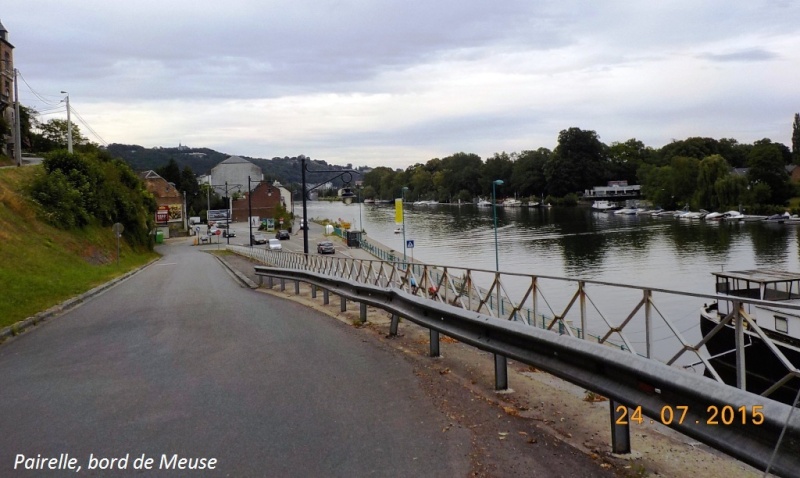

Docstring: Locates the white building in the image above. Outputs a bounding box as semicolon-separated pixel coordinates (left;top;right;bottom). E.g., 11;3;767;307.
209;156;263;195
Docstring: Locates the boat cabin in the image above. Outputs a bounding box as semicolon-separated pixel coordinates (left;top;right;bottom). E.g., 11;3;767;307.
713;269;800;339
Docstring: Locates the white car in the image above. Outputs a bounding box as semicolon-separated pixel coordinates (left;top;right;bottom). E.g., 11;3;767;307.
268;238;282;251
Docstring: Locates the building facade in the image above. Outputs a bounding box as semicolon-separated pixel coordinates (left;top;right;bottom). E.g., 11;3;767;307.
139;170;184;235
232;182;282;223
208;156;263;194
0;20;16;159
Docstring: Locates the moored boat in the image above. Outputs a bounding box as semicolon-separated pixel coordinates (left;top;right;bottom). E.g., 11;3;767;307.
700;269;800;405
591;200;619;211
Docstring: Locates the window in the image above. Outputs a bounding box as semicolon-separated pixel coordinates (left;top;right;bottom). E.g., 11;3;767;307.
775;316;789;334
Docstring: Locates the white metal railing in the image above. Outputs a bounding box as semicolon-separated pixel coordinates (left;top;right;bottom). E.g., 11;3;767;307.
228;245;800;403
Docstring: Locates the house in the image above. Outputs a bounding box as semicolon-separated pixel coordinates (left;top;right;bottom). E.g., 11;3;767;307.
785;165;800;183
231;181;282;224
1;19;17;159
209;155;263;191
139;170;184;236
584;181;641;199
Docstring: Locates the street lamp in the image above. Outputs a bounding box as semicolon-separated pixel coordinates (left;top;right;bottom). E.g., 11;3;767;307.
299;156;361;254
401;186;408;265
492;180;504;271
491;178;507;390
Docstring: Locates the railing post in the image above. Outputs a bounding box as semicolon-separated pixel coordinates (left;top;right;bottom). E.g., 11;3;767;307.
389;314;399;336
294;280;300;295
734;300;746;390
579;281;586;340
494;354;508;390
323;289;329;305
340;296;347;312
610;400;631;454
359;302;367;323
430;329;440;357
311;284;317;299
267;277;273;289
280;278;286;292
644;289;652;359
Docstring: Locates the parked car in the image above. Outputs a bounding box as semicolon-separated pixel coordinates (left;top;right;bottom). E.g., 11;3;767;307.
276;230;290;240
251;233;268;245
222;228;236;238
268;238;282;251
317;241;335;254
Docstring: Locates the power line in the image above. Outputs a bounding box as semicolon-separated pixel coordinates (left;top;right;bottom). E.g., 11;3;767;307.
70;106;108;146
16;70;61;107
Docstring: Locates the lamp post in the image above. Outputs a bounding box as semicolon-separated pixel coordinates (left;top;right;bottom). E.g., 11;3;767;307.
208;181;242;245
299;156;360;254
60;91;73;153
401;186;408;265
491;178;507;390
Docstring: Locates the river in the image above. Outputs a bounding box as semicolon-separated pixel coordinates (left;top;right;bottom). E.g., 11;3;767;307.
301;201;800;362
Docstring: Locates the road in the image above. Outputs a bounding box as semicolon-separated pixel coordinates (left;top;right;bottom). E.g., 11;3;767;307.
0;241;472;477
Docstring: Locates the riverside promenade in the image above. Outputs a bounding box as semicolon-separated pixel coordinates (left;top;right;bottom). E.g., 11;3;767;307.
210;223;761;478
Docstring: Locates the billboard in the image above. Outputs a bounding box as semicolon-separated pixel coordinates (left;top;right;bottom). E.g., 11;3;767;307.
207;209;228;222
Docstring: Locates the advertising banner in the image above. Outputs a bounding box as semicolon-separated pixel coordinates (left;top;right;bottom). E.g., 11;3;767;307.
156;205;170;223
395;198;403;224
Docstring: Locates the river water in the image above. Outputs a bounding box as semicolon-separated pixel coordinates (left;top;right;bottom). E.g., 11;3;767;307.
302;201;800;362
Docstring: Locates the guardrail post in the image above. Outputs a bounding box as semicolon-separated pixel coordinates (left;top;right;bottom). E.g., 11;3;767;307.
610;400;631;454
389;314;399;336
494;354;508;390
323;289;330;305
311;285;317;299
280;278;286;291
359;302;367;323
430;330;440;357
340;296;347;312
267;277;273;289
294;280;300;295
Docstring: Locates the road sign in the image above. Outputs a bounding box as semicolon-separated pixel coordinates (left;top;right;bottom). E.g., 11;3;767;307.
406;240;414;249
112;222;124;237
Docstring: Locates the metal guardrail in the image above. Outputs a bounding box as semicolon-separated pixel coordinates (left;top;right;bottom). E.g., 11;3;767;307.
228;245;800;401
252;266;800;477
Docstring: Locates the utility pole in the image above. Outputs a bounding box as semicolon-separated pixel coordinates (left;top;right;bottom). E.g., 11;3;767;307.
61;91;73;153
13;68;21;167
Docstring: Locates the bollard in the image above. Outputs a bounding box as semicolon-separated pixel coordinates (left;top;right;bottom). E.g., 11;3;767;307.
430;329;440;357
610;400;631;454
494;354;508;390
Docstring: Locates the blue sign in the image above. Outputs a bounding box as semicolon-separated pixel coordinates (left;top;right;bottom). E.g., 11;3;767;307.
406;240;415;249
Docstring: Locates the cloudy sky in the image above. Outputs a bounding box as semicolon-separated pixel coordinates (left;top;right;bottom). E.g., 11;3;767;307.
5;1;800;168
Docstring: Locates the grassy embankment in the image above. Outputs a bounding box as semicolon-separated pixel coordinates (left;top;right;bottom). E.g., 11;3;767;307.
0;166;159;330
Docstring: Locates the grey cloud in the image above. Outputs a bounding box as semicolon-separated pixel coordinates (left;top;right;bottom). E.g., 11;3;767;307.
699;49;778;63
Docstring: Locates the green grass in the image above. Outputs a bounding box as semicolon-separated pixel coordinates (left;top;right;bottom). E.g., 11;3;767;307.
0;167;158;329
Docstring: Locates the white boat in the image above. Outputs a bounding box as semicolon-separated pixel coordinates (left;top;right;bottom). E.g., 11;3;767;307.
700;269;800;405
722;211;744;221
393;226;403;234
591;200;618;211
704;212;725;221
477;199;492;207
614;207;637;215
502;198;522;207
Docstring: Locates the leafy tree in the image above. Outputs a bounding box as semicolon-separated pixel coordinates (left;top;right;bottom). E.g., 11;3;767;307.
511;148;550;198
39;119;87;149
747;141;792;205
481;152;514;195
156;158;181;185
694;154;730;210
545;127;607;197
608;139;653;181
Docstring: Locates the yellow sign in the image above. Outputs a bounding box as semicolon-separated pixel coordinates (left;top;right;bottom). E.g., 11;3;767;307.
395;198;403;224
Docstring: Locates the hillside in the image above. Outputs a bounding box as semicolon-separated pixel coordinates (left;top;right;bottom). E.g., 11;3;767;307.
106;143;370;187
0;166;158;330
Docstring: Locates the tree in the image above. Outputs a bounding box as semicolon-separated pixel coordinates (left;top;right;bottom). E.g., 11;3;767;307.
747;141;792;205
511;148;550;198
39;119;87;149
693;155;730;210
156;158;181;185
481;152;514;196
545;127;608;197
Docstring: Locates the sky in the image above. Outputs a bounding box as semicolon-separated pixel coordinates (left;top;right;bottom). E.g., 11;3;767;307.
5;1;800;169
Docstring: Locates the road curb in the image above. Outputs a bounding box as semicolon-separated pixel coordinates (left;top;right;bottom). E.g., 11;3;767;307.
214;255;259;289
0;258;161;343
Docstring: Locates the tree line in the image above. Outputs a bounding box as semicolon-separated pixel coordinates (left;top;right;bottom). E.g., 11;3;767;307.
361;121;800;213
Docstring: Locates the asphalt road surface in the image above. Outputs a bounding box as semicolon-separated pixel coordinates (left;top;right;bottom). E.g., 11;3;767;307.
0;243;472;477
